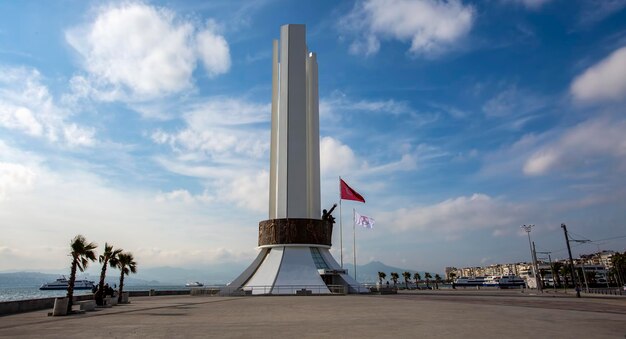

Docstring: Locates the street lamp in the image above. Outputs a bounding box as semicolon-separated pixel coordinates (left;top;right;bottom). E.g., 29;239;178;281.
521;224;541;291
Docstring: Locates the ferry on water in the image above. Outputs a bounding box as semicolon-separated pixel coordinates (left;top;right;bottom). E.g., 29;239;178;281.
453;276;486;286
185;282;204;287
483;275;526;288
39;276;96;290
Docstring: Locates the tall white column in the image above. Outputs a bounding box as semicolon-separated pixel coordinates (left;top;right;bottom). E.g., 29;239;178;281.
270;24;320;220
306;51;320;219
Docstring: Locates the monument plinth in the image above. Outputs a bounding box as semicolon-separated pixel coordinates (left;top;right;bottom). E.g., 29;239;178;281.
225;24;363;295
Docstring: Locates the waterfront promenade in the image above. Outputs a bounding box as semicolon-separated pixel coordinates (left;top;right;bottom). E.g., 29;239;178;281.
0;290;625;338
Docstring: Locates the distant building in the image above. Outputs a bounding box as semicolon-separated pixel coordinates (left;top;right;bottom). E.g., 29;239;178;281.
446;250;618;288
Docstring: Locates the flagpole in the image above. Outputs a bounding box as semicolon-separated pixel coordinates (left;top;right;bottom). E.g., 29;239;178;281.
339;176;343;268
353;208;357;281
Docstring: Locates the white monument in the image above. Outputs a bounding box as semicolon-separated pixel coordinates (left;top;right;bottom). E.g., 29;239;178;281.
225;24;363;295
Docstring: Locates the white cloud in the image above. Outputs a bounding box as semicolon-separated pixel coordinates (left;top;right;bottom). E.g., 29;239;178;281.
0;162;37;201
196;21;231;77
217;171;268;213
0;153;259;270
482;86;546;118
0;66;96;146
380;193;526;233
523;117;626;175
320;92;417;125
578;1;626;26
502;0;553;10
320;136;359;174
156;189;196;203
339;0;475;56
65;2;230;100
570;46;626;103
63;124;96;147
151;97;270;161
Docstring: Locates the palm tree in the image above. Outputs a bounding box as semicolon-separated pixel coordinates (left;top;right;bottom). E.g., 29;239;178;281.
434;274;442;289
552;262;563;287
95;243;122;305
66;235;97;312
117;252;137;303
378;271;386;285
611;251;625;286
449;272;457;289
413;272;421;289
402;272;411;289
560;266;570;290
390;272;399;286
424;272;432;289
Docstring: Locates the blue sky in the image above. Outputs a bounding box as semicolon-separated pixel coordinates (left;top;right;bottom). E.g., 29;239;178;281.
1;0;625;274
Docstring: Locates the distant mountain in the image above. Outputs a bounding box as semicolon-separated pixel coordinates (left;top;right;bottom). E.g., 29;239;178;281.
138;263;247;285
343;261;431;283
0;261;436;288
0;272;159;288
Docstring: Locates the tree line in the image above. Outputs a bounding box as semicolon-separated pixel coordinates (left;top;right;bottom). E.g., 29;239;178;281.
377;271;443;289
66;234;137;313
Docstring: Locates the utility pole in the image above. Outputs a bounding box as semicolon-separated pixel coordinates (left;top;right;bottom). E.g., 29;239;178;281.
561;223;581;298
532;241;543;293
521;225;540;291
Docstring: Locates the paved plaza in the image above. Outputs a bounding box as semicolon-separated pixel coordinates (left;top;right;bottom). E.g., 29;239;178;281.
0;290;625;338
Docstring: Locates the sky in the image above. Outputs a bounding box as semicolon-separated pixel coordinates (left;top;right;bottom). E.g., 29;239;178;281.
1;0;625;275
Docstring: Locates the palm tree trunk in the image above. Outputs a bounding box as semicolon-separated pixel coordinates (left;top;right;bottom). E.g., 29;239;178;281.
118;270;125;303
66;255;78;313
96;260;108;306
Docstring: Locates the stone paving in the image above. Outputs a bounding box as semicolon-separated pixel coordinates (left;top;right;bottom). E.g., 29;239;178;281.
0;290;625;338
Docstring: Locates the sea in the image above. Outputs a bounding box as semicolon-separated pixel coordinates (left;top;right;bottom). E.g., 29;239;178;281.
0;285;191;302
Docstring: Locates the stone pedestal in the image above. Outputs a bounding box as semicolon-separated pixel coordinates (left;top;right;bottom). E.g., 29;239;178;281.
258;218;332;247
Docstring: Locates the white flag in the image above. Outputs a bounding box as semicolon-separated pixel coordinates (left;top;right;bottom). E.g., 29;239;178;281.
354;211;375;229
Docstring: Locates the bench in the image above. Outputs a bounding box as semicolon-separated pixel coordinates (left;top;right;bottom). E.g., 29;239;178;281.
77;300;96;311
105;296;118;306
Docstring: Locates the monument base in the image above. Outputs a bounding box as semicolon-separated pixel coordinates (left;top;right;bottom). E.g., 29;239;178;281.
223;219;366;295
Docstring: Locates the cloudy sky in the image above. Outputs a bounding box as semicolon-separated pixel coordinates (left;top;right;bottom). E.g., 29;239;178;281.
1;0;625;275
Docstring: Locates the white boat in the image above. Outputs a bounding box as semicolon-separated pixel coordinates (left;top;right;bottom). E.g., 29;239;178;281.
453;276;485;286
40;276;96;290
483;275;526;288
185;281;204;287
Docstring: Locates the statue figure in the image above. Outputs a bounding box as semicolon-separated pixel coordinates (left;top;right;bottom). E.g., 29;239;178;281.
322;203;337;224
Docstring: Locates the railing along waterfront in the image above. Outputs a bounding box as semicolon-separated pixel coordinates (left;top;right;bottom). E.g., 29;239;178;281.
585;287;624;296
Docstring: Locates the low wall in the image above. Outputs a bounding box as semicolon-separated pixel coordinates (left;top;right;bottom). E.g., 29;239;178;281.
0;290;191;316
0;294;93;316
129;290;190;297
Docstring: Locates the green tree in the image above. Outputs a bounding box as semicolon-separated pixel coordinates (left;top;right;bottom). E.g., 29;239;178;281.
95;243;122;306
390;272;399;286
434;274;442;289
413;272;421;289
378;271;386;285
402;271;411;289
66;235;97;313
424;272;432;289
117;252;137;303
448;272;457;283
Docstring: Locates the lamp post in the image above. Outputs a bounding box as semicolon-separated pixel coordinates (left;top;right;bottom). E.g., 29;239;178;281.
521;224;541;291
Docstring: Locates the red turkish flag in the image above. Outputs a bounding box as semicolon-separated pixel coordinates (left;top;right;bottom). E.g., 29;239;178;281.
340;179;365;203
